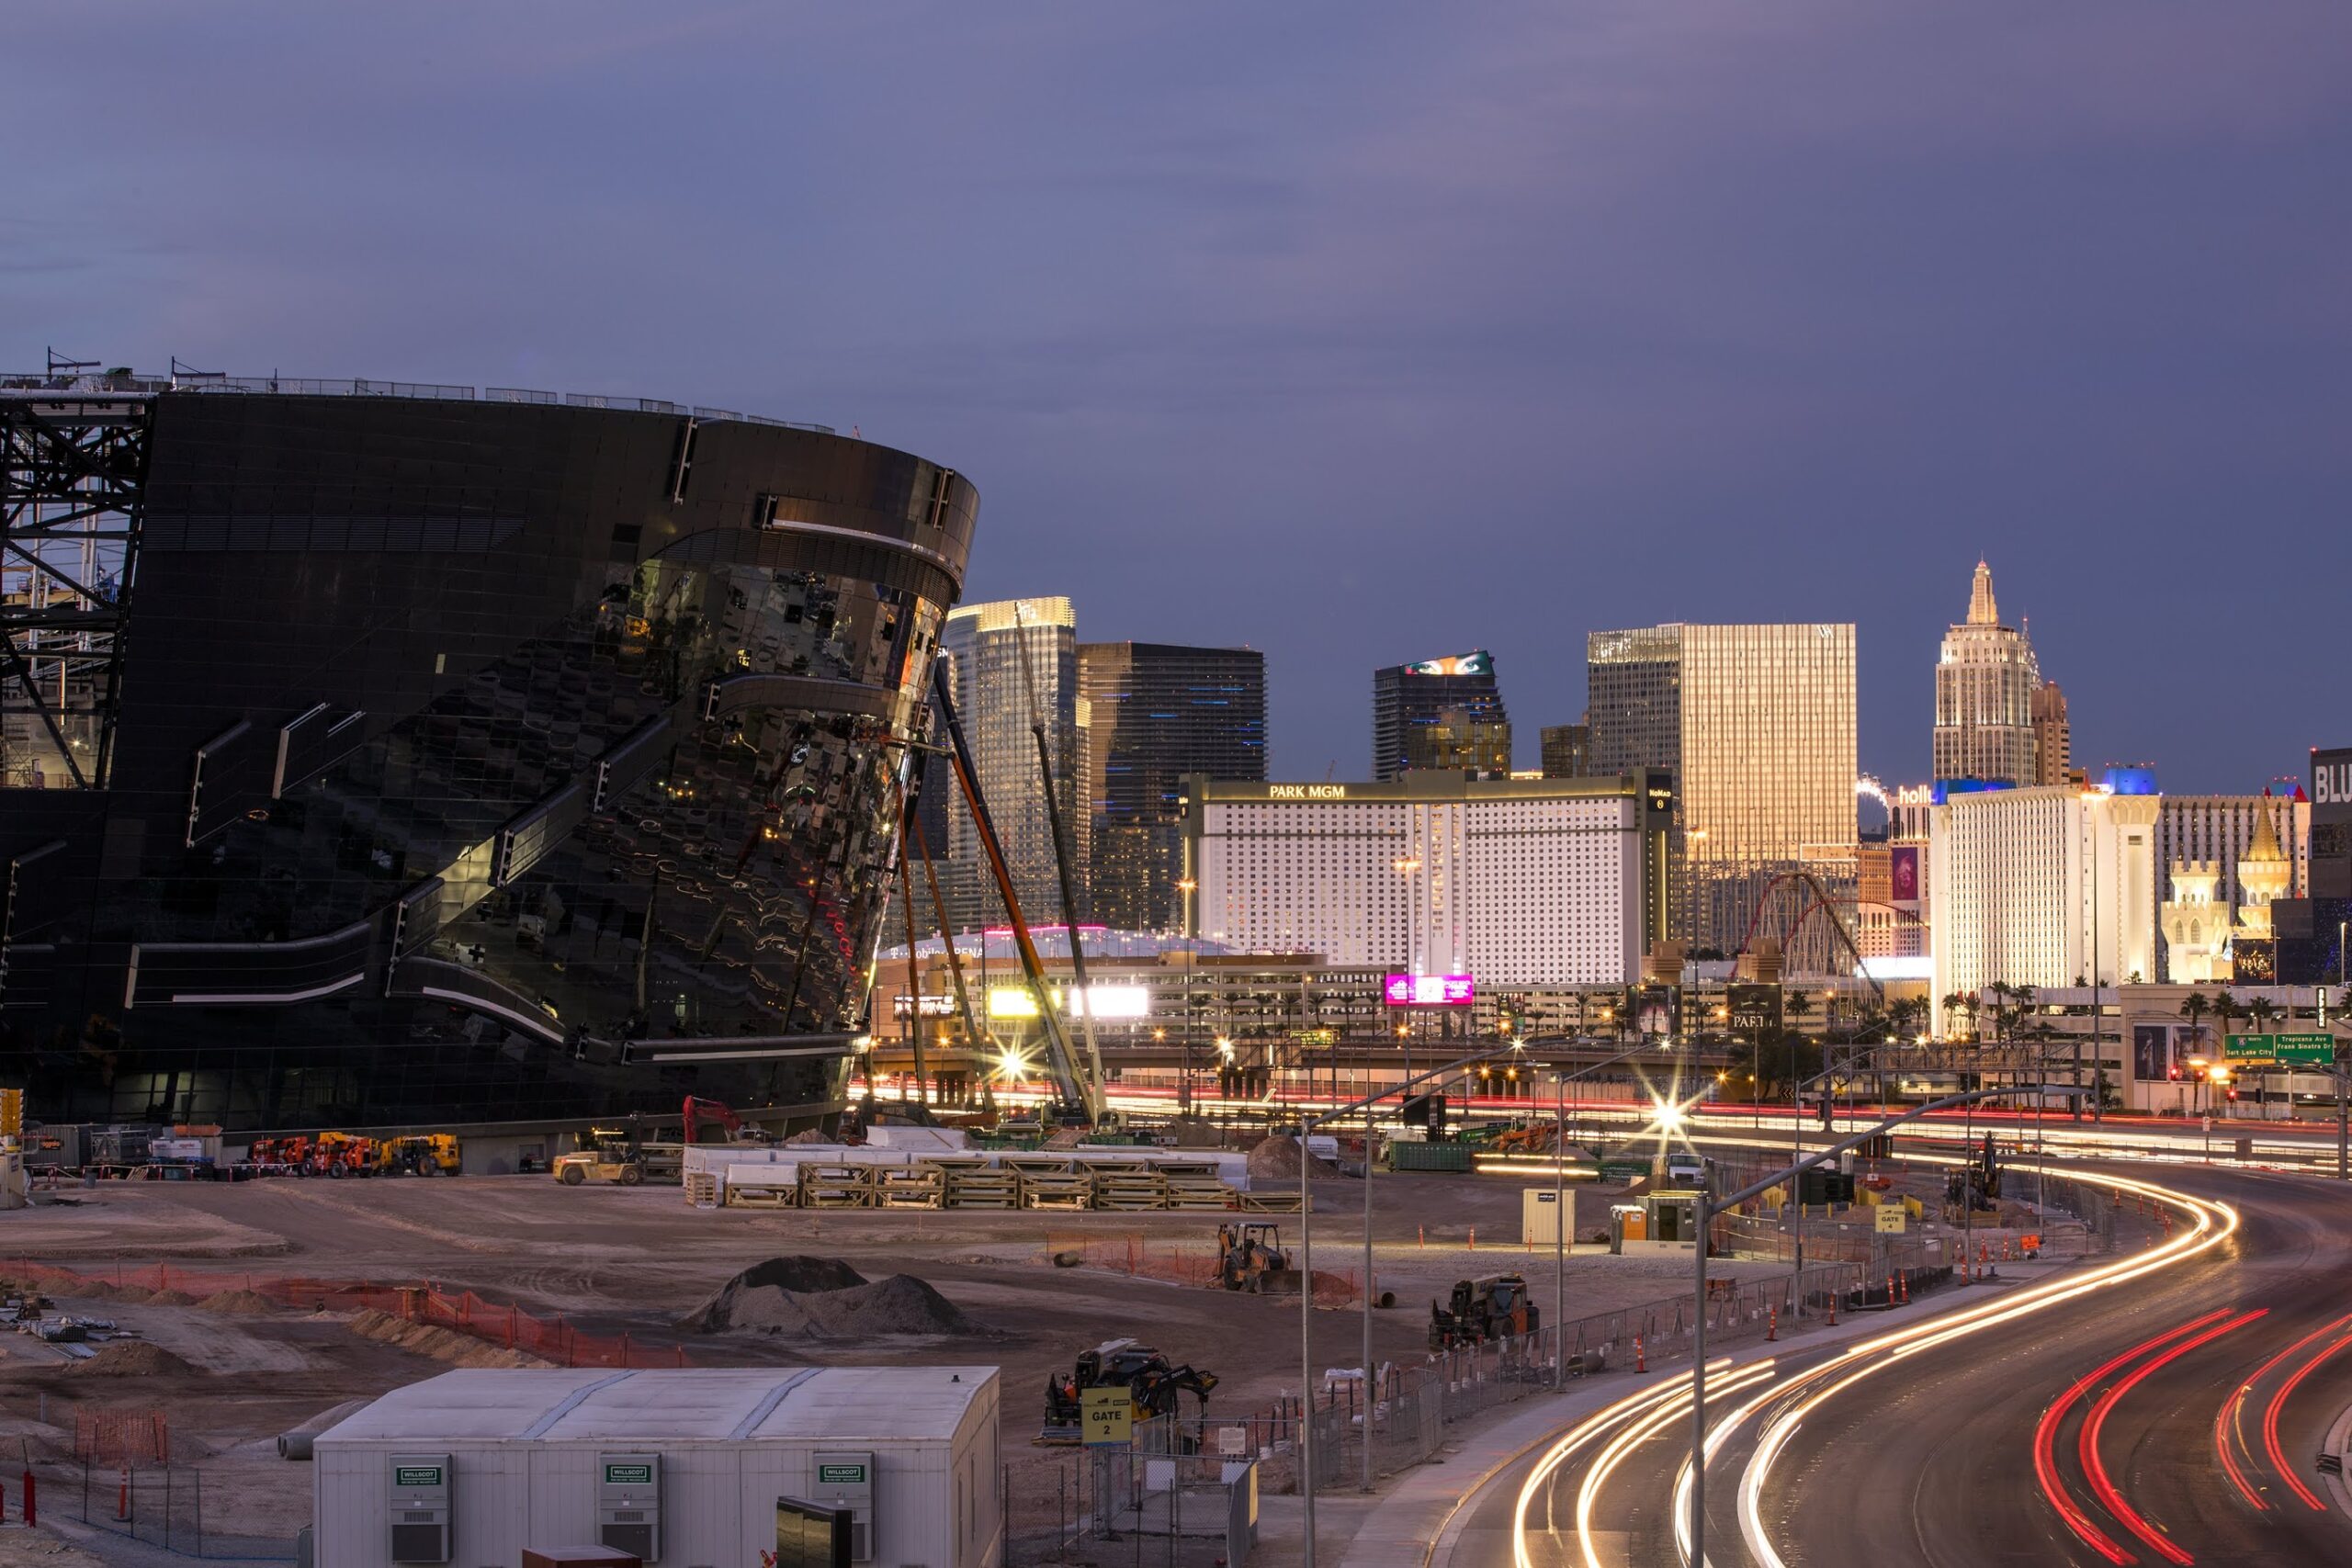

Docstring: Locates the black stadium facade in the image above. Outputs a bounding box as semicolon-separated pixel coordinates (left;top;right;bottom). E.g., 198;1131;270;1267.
0;370;976;1131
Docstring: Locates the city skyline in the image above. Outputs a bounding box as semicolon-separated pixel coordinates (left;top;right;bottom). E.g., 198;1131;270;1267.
6;7;2346;798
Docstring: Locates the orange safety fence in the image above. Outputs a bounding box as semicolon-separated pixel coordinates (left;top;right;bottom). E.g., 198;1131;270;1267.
2;1258;688;1370
75;1408;168;1466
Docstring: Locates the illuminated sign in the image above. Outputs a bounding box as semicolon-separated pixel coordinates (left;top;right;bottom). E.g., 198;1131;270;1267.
1404;651;1492;677
986;985;1152;1021
890;993;957;1020
1384;974;1474;1007
1269;784;1348;800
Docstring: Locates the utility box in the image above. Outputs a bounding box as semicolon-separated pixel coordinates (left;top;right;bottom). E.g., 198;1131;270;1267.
1521;1189;1573;1247
1609;1202;1646;1251
388;1453;452;1563
808;1451;876;1562
597;1452;661;1560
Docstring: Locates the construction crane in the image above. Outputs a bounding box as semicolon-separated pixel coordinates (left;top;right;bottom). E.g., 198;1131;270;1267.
927;664;1108;1126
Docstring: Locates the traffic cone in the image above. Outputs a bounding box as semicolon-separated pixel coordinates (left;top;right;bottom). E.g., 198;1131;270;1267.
1768;1305;1778;1341
1636;1336;1647;1373
1828;1292;1838;1326
1468;1227;1476;1251
1418;1225;1425;1248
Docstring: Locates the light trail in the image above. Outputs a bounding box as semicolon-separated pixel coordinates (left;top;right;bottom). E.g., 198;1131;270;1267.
1573;1363;1777;1568
2213;1310;2352;1510
2035;1312;2237;1565
2077;1309;2264;1565
1507;1360;1767;1568
2262;1322;2352;1510
1731;1165;2238;1568
1672;1371;1784;1568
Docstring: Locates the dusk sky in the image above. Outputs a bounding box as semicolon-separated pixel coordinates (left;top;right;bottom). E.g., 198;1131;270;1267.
9;4;2349;794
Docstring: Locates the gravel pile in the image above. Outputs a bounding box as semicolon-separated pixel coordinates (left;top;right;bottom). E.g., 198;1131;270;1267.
682;1256;981;1338
198;1289;281;1315
1245;1136;1340;1181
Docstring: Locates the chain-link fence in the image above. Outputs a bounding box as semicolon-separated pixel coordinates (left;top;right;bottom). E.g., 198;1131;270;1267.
74;1462;299;1559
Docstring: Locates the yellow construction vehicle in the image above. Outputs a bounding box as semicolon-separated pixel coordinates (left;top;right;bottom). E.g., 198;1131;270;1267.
376;1134;462;1176
1214;1223;1302;1294
553;1126;648;1187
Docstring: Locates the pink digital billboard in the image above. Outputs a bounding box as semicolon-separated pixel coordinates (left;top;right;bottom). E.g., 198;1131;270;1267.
1384;973;1475;1007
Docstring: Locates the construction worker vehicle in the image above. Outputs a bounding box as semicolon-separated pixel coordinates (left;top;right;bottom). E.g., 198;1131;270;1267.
1214;1223;1302;1294
1041;1337;1218;1444
1943;1133;2002;1218
375;1134;462;1176
682;1096;773;1147
554;1126;651;1186
1429;1274;1540;1351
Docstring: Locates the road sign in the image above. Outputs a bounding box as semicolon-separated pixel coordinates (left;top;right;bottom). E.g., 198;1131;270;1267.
1081;1386;1133;1448
1874;1204;1907;1235
2223;1032;2336;1066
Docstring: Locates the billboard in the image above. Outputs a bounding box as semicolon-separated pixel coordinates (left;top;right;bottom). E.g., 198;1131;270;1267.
1405;651;1492;678
1384;974;1475;1007
890;993;957;1021
1725;983;1782;1036
1635;985;1679;1037
1888;845;1920;905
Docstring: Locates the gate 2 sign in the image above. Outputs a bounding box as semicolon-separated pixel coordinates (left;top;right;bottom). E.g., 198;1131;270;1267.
1081;1386;1134;1447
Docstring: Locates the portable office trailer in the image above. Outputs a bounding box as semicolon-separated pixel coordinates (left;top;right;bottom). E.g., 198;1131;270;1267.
312;1367;1001;1568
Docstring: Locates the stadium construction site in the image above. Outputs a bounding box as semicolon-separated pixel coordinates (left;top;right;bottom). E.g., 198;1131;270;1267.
0;1128;2137;1565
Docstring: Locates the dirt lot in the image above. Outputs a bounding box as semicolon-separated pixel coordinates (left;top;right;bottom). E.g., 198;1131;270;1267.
0;1166;1776;1561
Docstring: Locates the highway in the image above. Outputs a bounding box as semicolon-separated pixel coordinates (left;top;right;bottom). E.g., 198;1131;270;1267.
1444;1161;2352;1567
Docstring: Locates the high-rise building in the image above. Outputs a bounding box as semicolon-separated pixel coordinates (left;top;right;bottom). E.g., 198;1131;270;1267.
1182;772;1674;986
1588;623;1858;964
2030;682;2072;785
1372;650;1509;781
1928;778;2161;1032
1933;559;2041;784
938;597;1087;929
1078;641;1266;931
1540;722;1591;779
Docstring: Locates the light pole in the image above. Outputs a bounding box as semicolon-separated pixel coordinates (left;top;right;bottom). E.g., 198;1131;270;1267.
1298;1036;1648;1562
1686;1085;2059;1566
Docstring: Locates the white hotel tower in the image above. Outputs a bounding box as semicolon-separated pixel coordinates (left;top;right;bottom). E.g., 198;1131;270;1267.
1933;559;2043;785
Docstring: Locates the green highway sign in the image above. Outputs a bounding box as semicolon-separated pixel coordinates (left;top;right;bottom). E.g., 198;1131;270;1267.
2222;1032;2338;1067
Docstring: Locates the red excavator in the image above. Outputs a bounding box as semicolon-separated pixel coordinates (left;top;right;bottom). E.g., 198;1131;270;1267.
683;1096;775;1147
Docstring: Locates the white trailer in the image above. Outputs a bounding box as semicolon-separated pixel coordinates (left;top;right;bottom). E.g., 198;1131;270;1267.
311;1366;1001;1568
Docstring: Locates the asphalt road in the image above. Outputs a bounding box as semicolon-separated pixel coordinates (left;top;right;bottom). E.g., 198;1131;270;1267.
1453;1162;2352;1567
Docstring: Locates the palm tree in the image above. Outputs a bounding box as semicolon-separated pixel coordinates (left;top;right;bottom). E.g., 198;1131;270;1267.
2246;996;2279;1033
1942;991;1979;1042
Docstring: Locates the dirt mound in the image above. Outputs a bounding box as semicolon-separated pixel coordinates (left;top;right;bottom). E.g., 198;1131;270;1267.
345;1309;551;1369
106;1284;154;1303
682;1257;981;1337
147;1289;198;1306
198;1289;280;1315
784;1128;834;1146
71;1341;194;1377
1246;1136;1339;1181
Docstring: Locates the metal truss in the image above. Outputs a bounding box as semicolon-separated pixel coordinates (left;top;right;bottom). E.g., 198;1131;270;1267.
0;391;153;789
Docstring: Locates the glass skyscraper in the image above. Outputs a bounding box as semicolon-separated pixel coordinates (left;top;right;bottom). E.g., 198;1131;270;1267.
1588;622;1858;964
937;597;1086;931
1078;641;1266;931
1371;650;1510;781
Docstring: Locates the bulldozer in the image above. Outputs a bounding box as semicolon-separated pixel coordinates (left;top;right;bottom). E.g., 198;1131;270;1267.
376;1133;462;1177
1429;1274;1540;1351
1041;1337;1218;1444
1214;1223;1303;1295
553;1126;649;1187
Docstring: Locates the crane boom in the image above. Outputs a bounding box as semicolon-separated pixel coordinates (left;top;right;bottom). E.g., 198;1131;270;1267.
927;663;1102;1123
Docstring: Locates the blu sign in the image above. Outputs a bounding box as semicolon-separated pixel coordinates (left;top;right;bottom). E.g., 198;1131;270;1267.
2314;749;2352;820
1385;974;1474;1007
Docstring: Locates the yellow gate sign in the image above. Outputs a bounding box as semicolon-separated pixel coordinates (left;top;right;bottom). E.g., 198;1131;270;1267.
0;1089;20;1137
1874;1204;1907;1235
1081;1386;1134;1447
